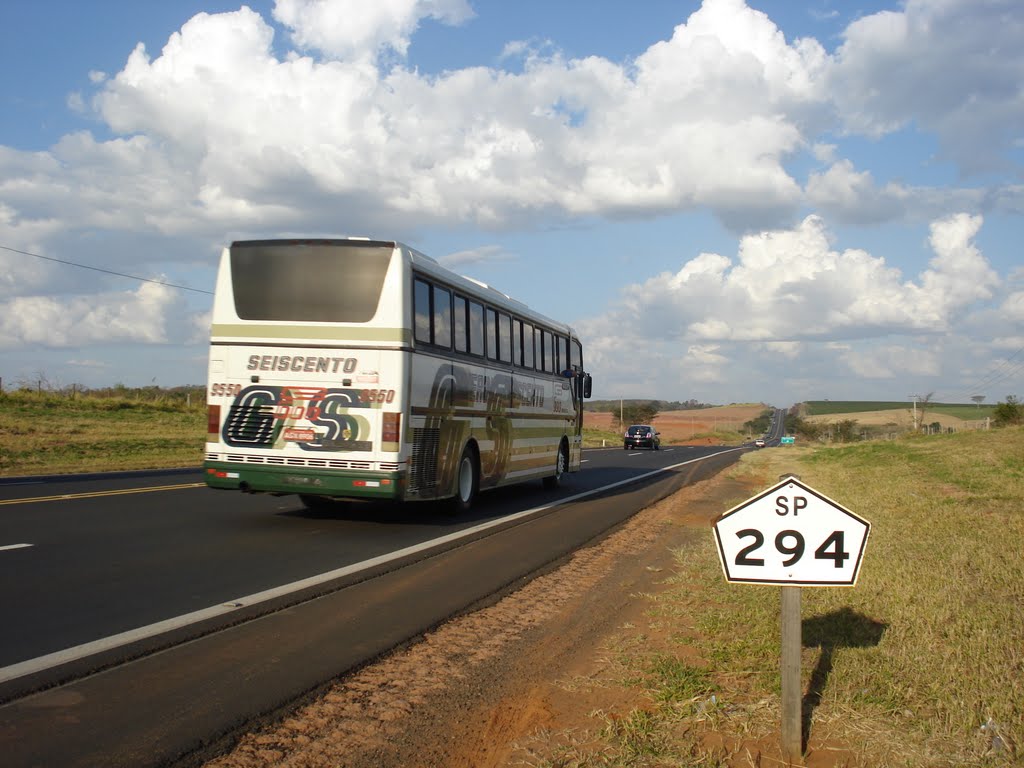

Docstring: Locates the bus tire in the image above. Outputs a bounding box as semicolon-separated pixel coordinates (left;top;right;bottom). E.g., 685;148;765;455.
448;443;479;515
543;440;569;490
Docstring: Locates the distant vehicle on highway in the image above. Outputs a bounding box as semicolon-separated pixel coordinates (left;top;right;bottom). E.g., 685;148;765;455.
624;425;660;450
754;438;766;448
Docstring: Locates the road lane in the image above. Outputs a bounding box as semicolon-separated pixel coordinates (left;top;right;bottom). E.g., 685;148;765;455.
0;481;205;506
0;446;744;674
0;445;747;767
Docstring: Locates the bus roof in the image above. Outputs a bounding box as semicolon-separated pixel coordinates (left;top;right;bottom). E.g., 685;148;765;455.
228;238;578;339
400;242;575;337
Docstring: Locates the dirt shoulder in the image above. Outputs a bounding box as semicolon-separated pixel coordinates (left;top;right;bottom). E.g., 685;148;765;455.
203;463;760;768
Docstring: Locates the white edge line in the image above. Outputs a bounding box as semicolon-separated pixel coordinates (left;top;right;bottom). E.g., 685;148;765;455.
0;544;33;552
0;447;744;685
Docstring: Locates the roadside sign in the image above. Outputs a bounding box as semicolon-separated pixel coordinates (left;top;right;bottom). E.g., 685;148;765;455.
713;476;869;586
714;475;871;763
780;436;795;444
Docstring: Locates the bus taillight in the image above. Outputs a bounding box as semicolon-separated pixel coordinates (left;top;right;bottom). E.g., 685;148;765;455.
382;411;401;444
207;404;221;441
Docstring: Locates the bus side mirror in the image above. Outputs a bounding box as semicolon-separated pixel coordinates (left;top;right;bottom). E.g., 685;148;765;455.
582;373;592;399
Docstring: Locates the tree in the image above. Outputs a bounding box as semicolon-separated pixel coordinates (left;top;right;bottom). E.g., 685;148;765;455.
616;402;659;429
16;370;54;393
744;409;773;436
908;392;934;430
834;419;859;442
992;395;1023;427
786;414;821;440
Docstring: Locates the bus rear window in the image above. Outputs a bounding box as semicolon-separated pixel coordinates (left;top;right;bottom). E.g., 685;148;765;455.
230;241;392;322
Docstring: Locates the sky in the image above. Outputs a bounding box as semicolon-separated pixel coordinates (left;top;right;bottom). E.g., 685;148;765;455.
1;0;1022;409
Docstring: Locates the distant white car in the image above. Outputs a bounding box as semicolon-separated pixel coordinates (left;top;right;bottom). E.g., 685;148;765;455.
754;438;766;448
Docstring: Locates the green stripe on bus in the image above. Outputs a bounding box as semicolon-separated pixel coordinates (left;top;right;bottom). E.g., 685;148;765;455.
211;324;411;343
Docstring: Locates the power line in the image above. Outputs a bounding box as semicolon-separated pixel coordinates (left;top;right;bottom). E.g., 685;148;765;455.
0;244;213;295
936;345;1024;402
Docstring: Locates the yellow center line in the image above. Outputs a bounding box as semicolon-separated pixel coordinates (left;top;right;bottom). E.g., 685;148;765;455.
0;482;206;506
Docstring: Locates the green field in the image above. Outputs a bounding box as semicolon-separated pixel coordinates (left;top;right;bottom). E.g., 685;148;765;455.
804;400;998;420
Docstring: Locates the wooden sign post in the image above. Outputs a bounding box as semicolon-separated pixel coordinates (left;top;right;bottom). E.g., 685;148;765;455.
713;475;870;766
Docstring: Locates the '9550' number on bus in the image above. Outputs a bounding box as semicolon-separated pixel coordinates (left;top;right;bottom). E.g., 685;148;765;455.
210;382;242;397
360;388;396;404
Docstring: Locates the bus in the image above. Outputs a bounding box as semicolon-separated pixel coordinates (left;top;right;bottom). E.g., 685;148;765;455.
203;238;593;512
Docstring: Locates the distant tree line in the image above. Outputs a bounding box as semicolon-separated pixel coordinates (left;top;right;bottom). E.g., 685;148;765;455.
586;398;714;413
784;394;1023;442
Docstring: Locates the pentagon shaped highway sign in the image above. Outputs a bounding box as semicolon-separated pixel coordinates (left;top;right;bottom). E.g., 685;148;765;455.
713;476;870;586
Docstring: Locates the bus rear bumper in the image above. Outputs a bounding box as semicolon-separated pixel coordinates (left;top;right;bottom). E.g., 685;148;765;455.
203;461;404;500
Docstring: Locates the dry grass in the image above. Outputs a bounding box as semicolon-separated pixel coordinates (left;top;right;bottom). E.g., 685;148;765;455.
0;391;205;476
512;428;1024;767
632;429;1024;766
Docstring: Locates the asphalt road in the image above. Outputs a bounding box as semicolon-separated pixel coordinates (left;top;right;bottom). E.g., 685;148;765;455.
0;443;751;767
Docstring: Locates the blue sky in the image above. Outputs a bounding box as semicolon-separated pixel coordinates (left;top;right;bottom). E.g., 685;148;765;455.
1;0;1022;408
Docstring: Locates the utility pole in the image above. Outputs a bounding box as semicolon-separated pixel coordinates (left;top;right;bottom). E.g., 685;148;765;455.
908;394;920;431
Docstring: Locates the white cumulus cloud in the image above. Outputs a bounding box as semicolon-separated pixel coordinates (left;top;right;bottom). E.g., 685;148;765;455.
0;281;182;349
578;212;1004;397
828;0;1024;174
273;0;474;61
595;213;1001;344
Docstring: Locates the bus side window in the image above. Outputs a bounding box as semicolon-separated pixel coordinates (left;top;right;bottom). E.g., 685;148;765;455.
522;322;534;369
414;278;431;344
433;285;452;349
469;301;485;356
453;295;468;353
512;318;523;367
556;335;568;373
486;308;498;361
571;338;582;370
498;312;512;363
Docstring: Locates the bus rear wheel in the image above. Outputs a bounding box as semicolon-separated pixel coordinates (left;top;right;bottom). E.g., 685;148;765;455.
448;444;479;515
543;440;569;490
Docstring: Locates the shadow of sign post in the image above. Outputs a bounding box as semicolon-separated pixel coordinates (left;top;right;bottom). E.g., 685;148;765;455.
801;608;887;750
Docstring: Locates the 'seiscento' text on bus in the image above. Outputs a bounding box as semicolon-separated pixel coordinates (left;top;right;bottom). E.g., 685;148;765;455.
204;239;593;512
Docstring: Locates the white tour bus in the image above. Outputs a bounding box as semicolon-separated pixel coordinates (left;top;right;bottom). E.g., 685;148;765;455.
204;238;592;512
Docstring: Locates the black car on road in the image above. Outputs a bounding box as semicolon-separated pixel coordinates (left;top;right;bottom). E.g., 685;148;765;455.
624;424;660;450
